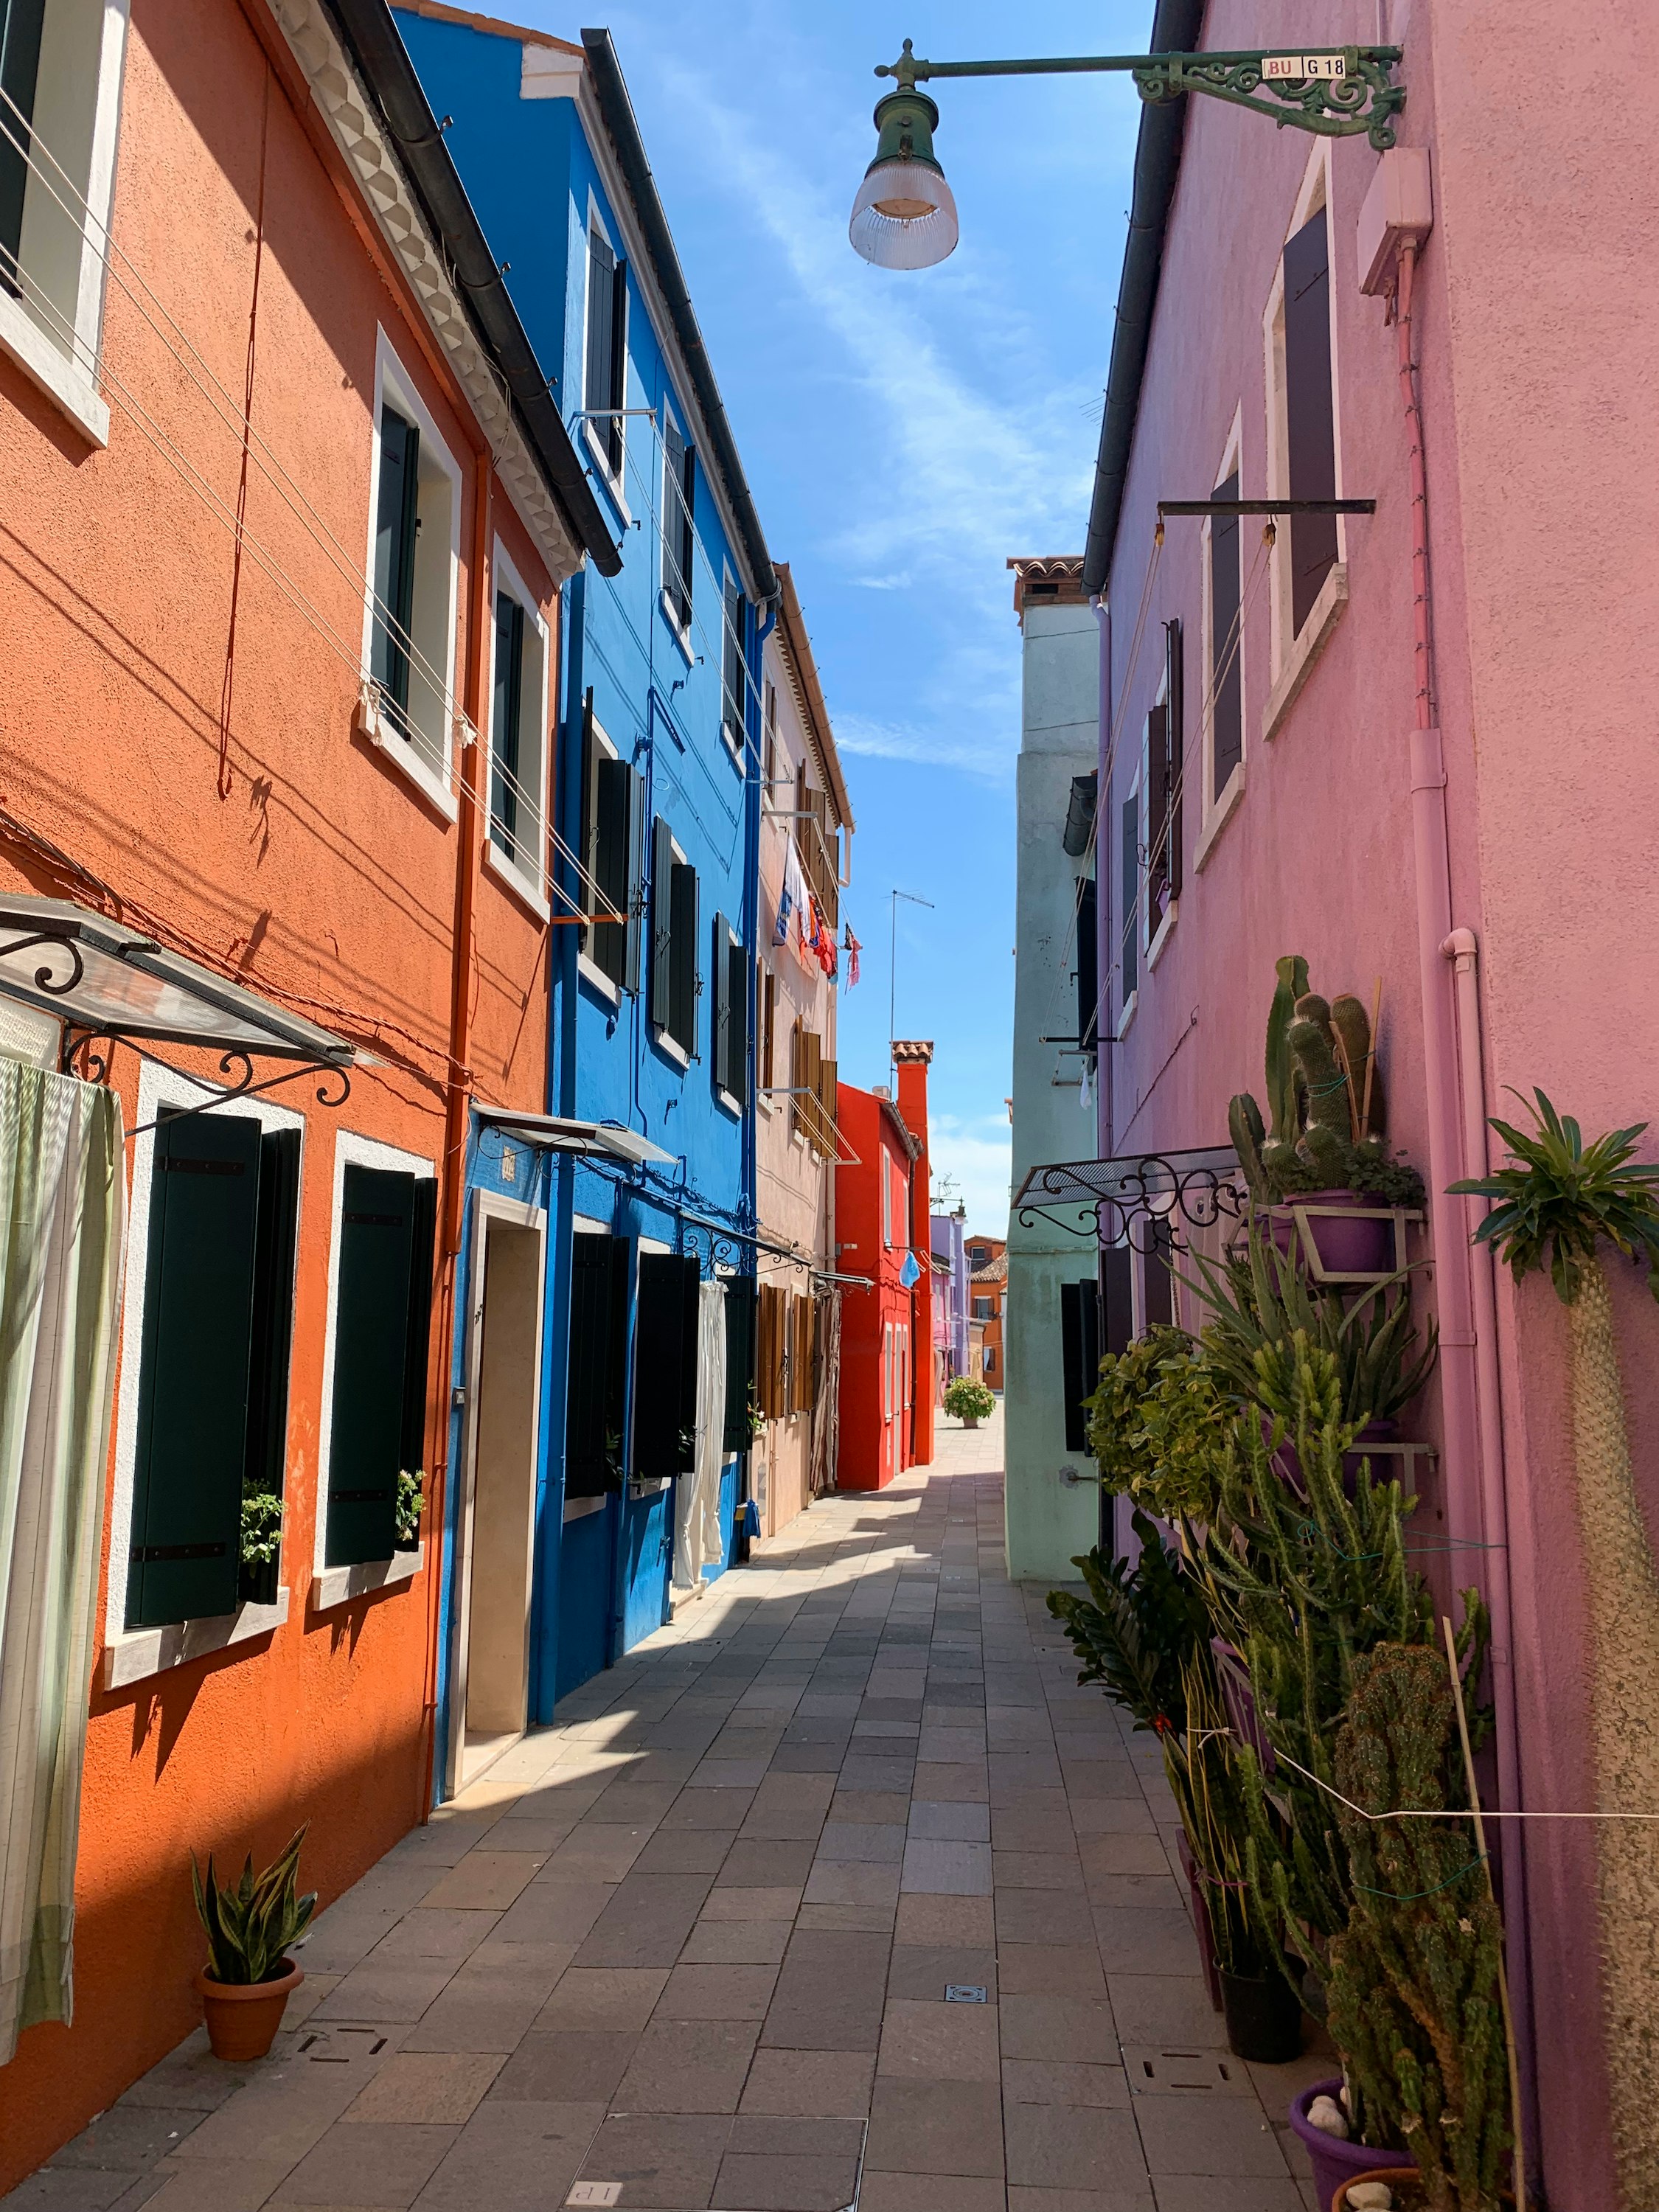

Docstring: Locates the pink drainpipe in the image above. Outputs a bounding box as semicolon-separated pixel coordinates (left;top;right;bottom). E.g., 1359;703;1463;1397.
1396;242;1536;2146
1092;594;1113;1159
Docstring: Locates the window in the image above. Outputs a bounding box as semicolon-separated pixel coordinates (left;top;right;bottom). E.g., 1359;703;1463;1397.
1119;793;1138;1014
970;1245;989;1267
799;780;841;931
650;815;698;1057
1281;202;1338;637
1208;467;1244;796
366;344;459;799
661;414;694;633
722;574;745;749
487;545;549;900
564;1232;629;1501
882;1148;891;1248
580;702;644;995
972;1296;993;1321
0;0;128;441
757;1281;787;1419
1060;1279;1100;1455
710;911;748;1107
585;215;627;481
632;1252;699;1483
323;1165;437;1568
983;1346;995;1376
125;1113;300;1630
1147;621;1183;928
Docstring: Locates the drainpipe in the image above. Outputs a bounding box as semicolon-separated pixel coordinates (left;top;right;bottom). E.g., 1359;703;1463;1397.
422;451;492;1811
1394;241;1536;2141
1091;594;1112;1158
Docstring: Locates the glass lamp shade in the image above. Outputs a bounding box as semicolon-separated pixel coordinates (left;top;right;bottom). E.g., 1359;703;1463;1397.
849;160;959;270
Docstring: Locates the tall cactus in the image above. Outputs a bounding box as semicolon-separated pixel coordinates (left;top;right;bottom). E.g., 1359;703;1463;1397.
1290;992;1356;1186
1326;1644;1510;2207
1331;990;1386;1141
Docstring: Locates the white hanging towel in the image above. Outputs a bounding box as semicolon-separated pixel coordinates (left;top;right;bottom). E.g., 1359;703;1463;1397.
672;1280;728;1596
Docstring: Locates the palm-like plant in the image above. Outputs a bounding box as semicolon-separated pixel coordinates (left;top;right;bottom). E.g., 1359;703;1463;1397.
1451;1091;1659;2208
192;1825;316;1985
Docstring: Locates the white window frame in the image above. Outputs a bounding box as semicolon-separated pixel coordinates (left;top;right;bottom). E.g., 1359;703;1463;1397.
102;1060;305;1688
358;327;462;823
580;193;630;521
311;1127;437;1615
1261;142;1349;735
483;535;551;920
0;0;128;445
1195;408;1248;874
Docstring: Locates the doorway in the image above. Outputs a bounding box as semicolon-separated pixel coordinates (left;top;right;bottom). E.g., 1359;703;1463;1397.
448;1192;545;1794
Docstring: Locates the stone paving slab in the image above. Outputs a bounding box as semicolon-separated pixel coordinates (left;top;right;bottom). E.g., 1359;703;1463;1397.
7;1410;1329;2211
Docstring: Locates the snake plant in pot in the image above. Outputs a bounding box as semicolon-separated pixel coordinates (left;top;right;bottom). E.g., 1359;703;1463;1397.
191;1824;316;2059
1451;1091;1659;2208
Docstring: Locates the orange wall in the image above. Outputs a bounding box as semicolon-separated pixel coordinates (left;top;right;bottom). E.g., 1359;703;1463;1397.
0;0;557;2179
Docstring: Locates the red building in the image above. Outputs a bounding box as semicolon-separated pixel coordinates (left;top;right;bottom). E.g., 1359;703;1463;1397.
834;1041;933;1488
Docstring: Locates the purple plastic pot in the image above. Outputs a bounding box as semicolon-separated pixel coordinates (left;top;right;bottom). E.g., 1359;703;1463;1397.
1267;1419;1401;1503
1288;2079;1413;2212
1268;1192;1394;1279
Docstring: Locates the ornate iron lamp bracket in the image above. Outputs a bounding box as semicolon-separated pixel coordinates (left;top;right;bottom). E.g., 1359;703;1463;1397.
878;41;1406;153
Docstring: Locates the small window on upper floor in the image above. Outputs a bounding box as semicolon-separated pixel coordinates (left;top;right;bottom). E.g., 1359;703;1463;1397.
650;815;698;1060
585;215;627;484
580;703;644;996
709;911;747;1110
0;0;130;442
366;345;460;804
722;573;745;752
1272;198;1340;645
661;411;694;634
487;544;551;909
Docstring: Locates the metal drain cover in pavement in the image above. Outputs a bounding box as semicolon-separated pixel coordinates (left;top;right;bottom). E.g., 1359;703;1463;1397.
566;2187;622;2208
945;1984;987;2003
1124;2045;1248;2093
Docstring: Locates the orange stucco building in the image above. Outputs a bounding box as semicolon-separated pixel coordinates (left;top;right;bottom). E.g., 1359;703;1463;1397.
968;1233;1006;1391
0;0;608;2177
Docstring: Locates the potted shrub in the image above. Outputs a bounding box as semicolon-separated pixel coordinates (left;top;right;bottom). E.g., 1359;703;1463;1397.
1451;1091;1659;2205
192;1825;316;2060
942;1375;995;1428
394;1469;425;1551
1229;959;1425;1279
239;1492;282;1608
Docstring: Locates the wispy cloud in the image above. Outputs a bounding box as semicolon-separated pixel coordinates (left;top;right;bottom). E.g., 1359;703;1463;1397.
832;709;1009;778
929;1111;1015;1236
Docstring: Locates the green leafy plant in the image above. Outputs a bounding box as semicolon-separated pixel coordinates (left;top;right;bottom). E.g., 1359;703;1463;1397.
191;1825;317;1986
240;1492;283;1568
1453;1091;1659;2205
1182;1237;1437;1430
1081;1325;1232;1524
394;1470;424;1548
1326;1644;1510;2204
1047;1511;1211;1739
746;1394;765;1441
943;1376;995;1422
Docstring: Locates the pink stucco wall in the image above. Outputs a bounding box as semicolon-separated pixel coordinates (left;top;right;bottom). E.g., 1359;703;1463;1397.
1096;2;1659;2199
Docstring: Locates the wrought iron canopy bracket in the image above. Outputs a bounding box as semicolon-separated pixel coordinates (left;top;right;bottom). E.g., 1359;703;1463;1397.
877;41;1406;153
63;1028;352;1136
1013;1146;1245;1250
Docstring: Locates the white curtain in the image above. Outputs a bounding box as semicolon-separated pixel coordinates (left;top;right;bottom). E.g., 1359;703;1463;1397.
0;1060;125;2062
672;1280;727;1598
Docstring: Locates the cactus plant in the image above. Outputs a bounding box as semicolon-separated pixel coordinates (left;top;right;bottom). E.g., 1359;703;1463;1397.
1325;1644;1510;2206
1331;990;1385;1141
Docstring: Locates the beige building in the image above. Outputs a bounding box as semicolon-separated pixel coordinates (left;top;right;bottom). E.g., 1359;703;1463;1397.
751;564;853;1534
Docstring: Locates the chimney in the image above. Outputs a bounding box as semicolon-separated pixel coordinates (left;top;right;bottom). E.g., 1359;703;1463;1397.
891;1042;934;1466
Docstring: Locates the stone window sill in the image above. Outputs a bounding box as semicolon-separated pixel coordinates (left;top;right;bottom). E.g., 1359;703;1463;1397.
102;1588;291;1691
310;1543;424;1616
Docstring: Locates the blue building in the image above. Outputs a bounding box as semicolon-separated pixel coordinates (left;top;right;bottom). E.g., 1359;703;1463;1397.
394;7;776;1794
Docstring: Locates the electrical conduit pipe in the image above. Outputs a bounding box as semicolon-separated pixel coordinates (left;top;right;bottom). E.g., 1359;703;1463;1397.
1395;240;1535;2145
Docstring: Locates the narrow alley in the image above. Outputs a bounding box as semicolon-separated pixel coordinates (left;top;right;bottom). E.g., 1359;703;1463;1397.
14;1414;1328;2212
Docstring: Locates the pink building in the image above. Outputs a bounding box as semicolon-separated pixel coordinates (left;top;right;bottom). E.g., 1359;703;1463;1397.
1079;4;1659;2202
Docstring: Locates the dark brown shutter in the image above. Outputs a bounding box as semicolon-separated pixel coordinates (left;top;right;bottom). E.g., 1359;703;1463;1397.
663;417;689;627
1142;1217;1175;1331
491;591;525;860
1119;796;1138;1004
723;1278;756;1452
1164;619;1183;902
623;768;647;996
650;815;674;1031
633;1253;700;1479
1283;206;1338;633
670;860;698;1054
1210;468;1243;789
1060;1279;1099;1455
566;1231;628;1498
1100;1244;1133;1358
371;408;420;726
326;1166;419;1568
1145;704;1170;918
399;1174;438;1489
594;758;630;984
728;936;748;1104
1076;877;1098;1054
711;911;731;1096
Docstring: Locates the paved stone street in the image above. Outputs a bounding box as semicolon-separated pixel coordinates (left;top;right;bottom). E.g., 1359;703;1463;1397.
11;1411;1334;2211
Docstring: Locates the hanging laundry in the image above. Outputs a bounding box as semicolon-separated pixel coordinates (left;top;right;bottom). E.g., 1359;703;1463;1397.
775;838;809;956
844;925;861;987
1079;1056;1094;1112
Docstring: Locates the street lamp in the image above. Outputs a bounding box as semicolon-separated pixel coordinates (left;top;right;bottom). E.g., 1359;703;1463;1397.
849;38;1406;270
848;84;959;270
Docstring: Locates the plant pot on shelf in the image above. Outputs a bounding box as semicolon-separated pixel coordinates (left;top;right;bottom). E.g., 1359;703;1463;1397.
1217;1964;1302;2063
1265;1419;1402;1503
1267;1192;1395;1280
196;1960;303;2061
1288;2081;1414;2212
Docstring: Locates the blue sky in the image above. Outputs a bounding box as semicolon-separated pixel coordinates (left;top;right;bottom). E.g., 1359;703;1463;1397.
508;2;1150;1228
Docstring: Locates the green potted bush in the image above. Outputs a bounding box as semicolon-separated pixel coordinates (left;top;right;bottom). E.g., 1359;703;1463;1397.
393;1469;424;1551
942;1375;995;1428
239;1492;282;1607
191;1825;316;2059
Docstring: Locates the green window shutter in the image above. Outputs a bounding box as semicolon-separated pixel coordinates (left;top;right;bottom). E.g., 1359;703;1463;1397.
566;1231;627;1498
594;757;631;986
663;417;689;628
710;909;730;1096
327;1166;418;1568
243;1127;301;1498
669;860;698;1055
650;815;674;1032
722;1277;755;1453
371;406;420;727
491;591;525;860
400;1173;437;1484
1283;206;1338;633
128;1113;263;1629
633;1253;700;1481
585;227;616;422
728;936;748;1105
0;0;46;285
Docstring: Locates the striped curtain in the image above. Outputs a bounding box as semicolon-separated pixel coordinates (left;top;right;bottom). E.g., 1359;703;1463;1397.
0;1059;125;2062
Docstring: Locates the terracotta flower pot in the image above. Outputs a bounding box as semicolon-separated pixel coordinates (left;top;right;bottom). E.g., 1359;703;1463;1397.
196;1959;303;2060
1334;2171;1513;2212
961;1416;979;1430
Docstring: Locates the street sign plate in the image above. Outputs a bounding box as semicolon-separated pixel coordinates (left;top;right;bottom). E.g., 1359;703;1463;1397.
1262;52;1346;81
